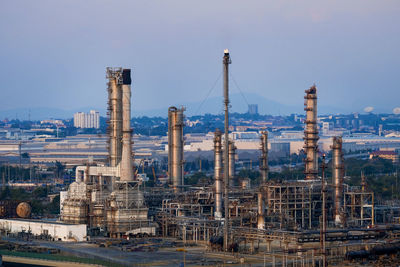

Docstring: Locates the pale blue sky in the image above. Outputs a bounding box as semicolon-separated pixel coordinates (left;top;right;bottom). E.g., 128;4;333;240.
0;0;399;116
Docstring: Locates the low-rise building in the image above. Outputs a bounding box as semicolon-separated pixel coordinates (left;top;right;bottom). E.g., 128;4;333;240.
0;218;87;241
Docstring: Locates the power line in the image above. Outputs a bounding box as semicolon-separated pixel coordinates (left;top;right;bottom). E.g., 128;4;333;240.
193;71;222;116
230;73;249;106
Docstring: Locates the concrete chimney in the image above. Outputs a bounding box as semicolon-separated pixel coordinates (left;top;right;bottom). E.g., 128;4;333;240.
120;69;134;182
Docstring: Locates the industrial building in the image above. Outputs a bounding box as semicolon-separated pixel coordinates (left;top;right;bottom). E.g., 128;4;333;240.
61;68;154;237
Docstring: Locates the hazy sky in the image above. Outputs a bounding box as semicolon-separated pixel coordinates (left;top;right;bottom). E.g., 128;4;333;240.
0;0;399;116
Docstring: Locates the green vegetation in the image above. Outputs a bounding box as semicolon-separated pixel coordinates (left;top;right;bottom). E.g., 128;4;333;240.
0;186;60;216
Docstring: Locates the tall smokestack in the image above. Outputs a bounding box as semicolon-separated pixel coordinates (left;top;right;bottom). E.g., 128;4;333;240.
228;141;237;186
120;69;134;182
304;85;319;180
214;129;223;219
331;136;344;224
223;49;231;251
106;68;123;167
260;131;269;183
168;106;185;192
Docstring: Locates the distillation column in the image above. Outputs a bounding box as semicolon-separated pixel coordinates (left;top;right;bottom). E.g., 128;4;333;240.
120;69;134;182
260;131;269;183
257;192;265;229
107;68;123;167
304;85;319;180
214;129;223;219
168;107;173;183
168;107;185;192
331;136;344;224
223;49;231;251
228;141;237;187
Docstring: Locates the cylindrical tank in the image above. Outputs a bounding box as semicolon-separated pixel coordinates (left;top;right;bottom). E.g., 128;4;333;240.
214;129;223;219
257;192;265;230
16;202;31;218
331;136;344;224
168;107;185;192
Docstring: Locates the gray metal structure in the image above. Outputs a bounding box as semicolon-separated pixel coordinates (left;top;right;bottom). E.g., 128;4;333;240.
223;49;231;251
168;106;185;193
213;129;223;219
331;136;344;224
304;85;319;180
260;131;269;183
107;68;123;167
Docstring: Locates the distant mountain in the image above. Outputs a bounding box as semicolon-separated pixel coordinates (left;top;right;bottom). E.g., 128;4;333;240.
0;93;361;120
132;92;352;117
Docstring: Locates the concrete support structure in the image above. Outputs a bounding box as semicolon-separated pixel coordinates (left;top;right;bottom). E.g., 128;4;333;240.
331;136;344;224
168;106;185;192
304;85;319;180
260;131;269;183
228;141;237;187
214;129;223;219
120;69;134;182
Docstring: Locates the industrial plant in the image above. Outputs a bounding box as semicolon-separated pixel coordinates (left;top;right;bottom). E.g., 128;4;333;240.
0;51;399;266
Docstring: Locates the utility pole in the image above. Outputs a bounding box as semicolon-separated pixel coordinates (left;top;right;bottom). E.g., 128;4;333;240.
223;49;231;252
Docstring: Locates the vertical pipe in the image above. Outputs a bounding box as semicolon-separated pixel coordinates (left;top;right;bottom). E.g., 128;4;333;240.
120;69;134;182
257;192;265;229
116;71;123;166
175;108;184;191
214;129;223;219
331;136;343;224
260;131;269;183
109;77;119;167
304;85;319;180
107;68;123;167
223;49;231;251
321;155;327;267
168;107;174;184
228;141;236;187
169;107;184;192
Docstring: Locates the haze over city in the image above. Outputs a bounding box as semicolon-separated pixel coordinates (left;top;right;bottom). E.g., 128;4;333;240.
1;0;399;118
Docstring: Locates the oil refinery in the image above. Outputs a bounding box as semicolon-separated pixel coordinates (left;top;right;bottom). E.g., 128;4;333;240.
0;51;399;266
59;51;400;265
